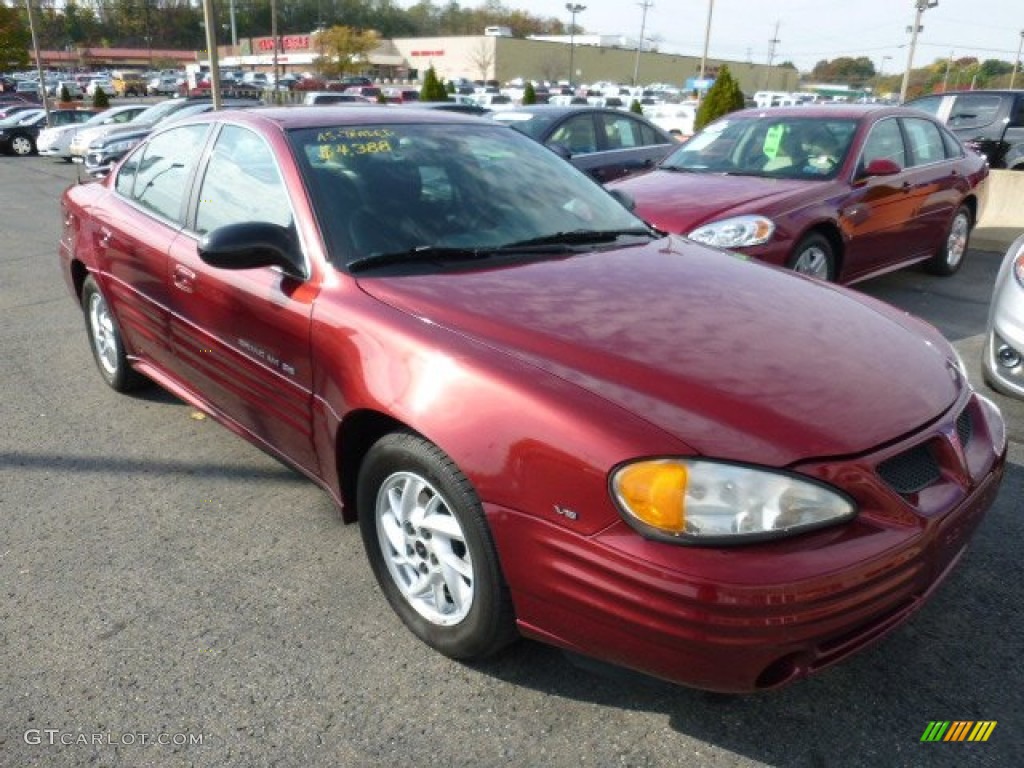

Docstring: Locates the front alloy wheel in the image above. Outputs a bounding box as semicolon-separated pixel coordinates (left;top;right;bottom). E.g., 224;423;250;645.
358;433;516;659
788;233;836;281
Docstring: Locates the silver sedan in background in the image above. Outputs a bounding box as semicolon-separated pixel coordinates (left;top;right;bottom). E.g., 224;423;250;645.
984;233;1024;398
37;104;148;162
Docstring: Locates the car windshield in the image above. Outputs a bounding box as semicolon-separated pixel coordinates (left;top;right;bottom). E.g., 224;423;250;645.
290;121;649;270
661;115;858;180
130;100;189;124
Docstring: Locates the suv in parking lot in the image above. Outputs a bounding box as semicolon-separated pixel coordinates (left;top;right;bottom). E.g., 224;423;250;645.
906;89;1024;169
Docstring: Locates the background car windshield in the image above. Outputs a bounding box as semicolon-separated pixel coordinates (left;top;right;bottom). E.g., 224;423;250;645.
290;122;644;268
662;116;858;179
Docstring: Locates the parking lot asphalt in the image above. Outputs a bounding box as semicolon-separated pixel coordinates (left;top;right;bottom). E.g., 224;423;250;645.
2;156;1021;768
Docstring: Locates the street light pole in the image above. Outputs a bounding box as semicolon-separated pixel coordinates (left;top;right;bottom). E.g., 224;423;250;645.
1011;30;1024;89
899;0;938;104
566;3;586;89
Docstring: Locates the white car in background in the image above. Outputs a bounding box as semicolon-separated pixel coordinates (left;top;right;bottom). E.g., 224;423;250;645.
37;104;149;161
85;78;115;97
644;102;697;139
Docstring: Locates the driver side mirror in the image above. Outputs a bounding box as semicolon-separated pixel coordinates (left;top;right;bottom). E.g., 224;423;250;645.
198;221;305;278
860;157;902;178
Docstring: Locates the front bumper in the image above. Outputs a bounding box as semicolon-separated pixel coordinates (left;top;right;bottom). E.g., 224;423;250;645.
983;235;1024;399
489;391;1006;692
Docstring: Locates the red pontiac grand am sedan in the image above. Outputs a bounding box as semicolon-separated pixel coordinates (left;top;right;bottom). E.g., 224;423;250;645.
608;105;989;284
60;107;1006;692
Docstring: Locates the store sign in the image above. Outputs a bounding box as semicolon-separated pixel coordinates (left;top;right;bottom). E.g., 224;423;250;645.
410;50;445;57
256;35;311;52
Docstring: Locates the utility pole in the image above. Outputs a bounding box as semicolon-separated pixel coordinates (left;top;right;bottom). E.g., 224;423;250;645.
632;1;653;87
24;0;50;124
1011;30;1024;89
900;0;938;103
766;21;780;67
698;0;714;81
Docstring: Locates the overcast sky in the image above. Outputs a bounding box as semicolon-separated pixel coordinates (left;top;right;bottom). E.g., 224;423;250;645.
400;1;1024;74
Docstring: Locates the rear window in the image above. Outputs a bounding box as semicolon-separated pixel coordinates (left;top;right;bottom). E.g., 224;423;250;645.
948;94;1003;130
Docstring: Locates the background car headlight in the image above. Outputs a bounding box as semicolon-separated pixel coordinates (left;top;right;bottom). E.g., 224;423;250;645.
687;215;774;249
611;459;855;544
98;138;141;154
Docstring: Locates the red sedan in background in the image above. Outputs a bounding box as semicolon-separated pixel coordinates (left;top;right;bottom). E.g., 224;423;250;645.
59;107;1005;692
608;105;989;284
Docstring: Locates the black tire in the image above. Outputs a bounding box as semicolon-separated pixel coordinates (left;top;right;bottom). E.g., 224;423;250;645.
786;232;836;281
9;133;34;156
925;204;971;276
81;275;147;392
357;432;517;660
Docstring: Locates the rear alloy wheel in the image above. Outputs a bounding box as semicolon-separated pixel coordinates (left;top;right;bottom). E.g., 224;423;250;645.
10;133;34;156
926;204;971;276
358;432;516;660
787;233;836;281
81;275;147;392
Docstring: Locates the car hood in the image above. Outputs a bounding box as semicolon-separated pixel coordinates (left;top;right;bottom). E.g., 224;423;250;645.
357;237;963;466
611;169;833;234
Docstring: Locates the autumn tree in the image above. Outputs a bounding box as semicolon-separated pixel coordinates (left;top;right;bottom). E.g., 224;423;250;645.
314;25;380;78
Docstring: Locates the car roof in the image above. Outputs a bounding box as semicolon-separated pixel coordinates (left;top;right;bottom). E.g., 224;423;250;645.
494;104;645;118
172;105;491;132
720;104;922;120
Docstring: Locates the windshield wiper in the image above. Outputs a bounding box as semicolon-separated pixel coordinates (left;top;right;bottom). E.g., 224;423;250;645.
348;246;493;273
497;228;655;249
348;229;655;272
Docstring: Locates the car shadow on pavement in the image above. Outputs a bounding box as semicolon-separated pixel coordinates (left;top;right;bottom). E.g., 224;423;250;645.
469;459;1023;768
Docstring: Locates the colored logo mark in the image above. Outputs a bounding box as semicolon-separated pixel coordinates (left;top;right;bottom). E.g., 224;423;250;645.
921;721;997;742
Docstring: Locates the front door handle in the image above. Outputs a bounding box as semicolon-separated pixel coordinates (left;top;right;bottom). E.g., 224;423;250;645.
172;263;196;293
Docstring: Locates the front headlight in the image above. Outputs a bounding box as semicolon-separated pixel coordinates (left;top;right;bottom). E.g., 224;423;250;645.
687;215;774;249
1013;249;1024;288
611;459;856;544
100;137;141;154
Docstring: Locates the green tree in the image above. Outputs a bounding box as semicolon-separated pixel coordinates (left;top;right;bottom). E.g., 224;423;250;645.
420;65;448;102
522;81;536;104
0;5;30;70
694;65;744;132
92;87;110;109
629;99;643;115
59;84;72;102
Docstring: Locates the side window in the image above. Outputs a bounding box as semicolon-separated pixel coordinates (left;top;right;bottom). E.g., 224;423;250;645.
114;147;141;198
548;114;597;154
902;117;947;166
601;115;652;149
1011;96;1024;128
948;94;1002;129
130;124;210;223
195;125;292;235
860;118;905;170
